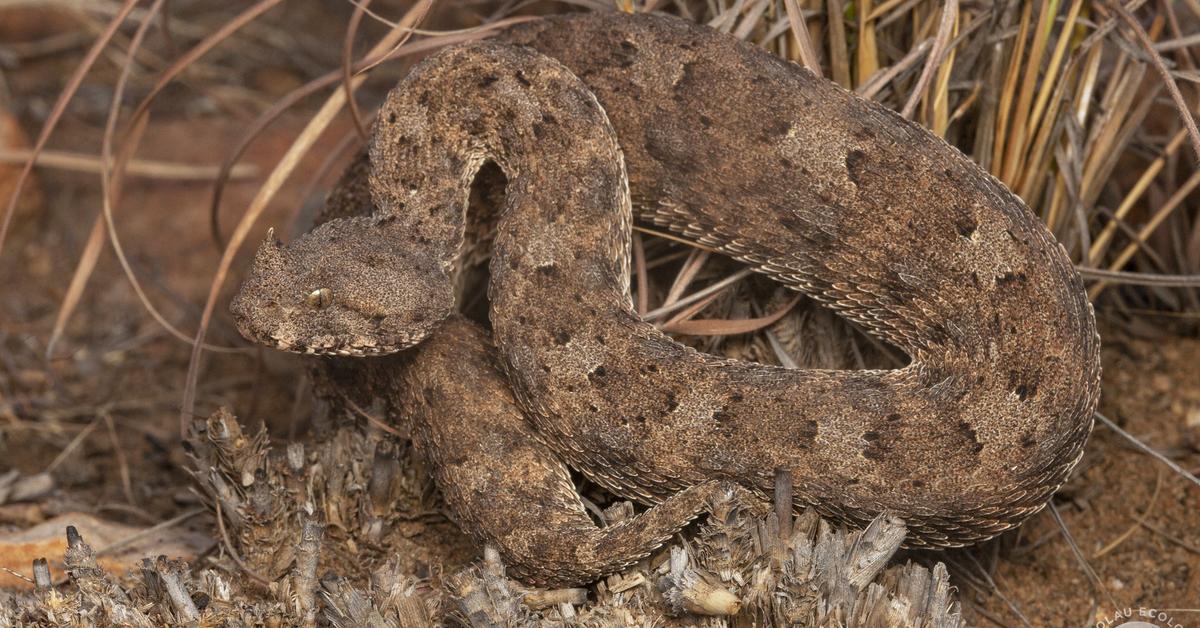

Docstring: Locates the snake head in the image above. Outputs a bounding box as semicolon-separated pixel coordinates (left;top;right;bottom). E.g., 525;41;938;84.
230;216;453;356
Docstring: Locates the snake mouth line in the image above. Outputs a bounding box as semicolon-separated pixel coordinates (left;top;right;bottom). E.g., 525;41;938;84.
299;344;396;357
288;337;403;358
235;321;403;358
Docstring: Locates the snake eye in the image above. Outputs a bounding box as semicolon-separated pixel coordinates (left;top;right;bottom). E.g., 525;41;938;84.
306;288;332;309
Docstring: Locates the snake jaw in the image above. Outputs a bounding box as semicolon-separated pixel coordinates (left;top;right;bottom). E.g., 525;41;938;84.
243;318;421;357
251;330;404;357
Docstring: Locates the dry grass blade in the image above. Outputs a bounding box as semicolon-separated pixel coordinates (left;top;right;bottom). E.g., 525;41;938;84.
663;250;710;309
1092;469;1163;559
96;508;208;557
1088;128;1190;265
1094;412;1200;489
1107;0;1200;162
45;218;108;358
959;553;1034;628
856;0;879;85
338;388;405;437
733;0;770;41
999;0;1059;186
991;1;1032;177
661;288;722;328
900;0;957;120
862;0;906;23
1023;0;1084;160
824;0;851;87
1158;0;1193;62
351;5;541;77
1076;267;1200;287
0;149;257;180
782;0;823;77
661;294;801;335
1089;168;1200;299
43;414;104;475
705;0;743;33
344;0;435;139
633;232;649;315
102;411;135;506
1013;0;1086;204
765;330;799;368
345;11;541;38
1078;76;1156;228
344;0;374;143
928;11;957;134
1139;521;1200;555
0;0;139;261
1048;502;1117;611
856;38;931;101
632;225;719;253
1155;33;1200;53
642;268;753;320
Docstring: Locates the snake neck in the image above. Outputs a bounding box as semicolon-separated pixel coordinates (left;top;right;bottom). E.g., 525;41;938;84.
369;43;634;328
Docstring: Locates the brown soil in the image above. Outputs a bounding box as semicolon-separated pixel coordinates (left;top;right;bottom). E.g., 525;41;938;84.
960;325;1200;625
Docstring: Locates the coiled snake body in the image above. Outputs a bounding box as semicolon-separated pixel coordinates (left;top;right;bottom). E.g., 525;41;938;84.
233;12;1100;566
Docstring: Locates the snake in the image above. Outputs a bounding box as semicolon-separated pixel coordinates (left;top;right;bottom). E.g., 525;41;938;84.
231;12;1100;552
308;156;728;588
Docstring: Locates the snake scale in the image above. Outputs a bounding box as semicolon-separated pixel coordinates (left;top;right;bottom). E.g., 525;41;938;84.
231;12;1101;584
